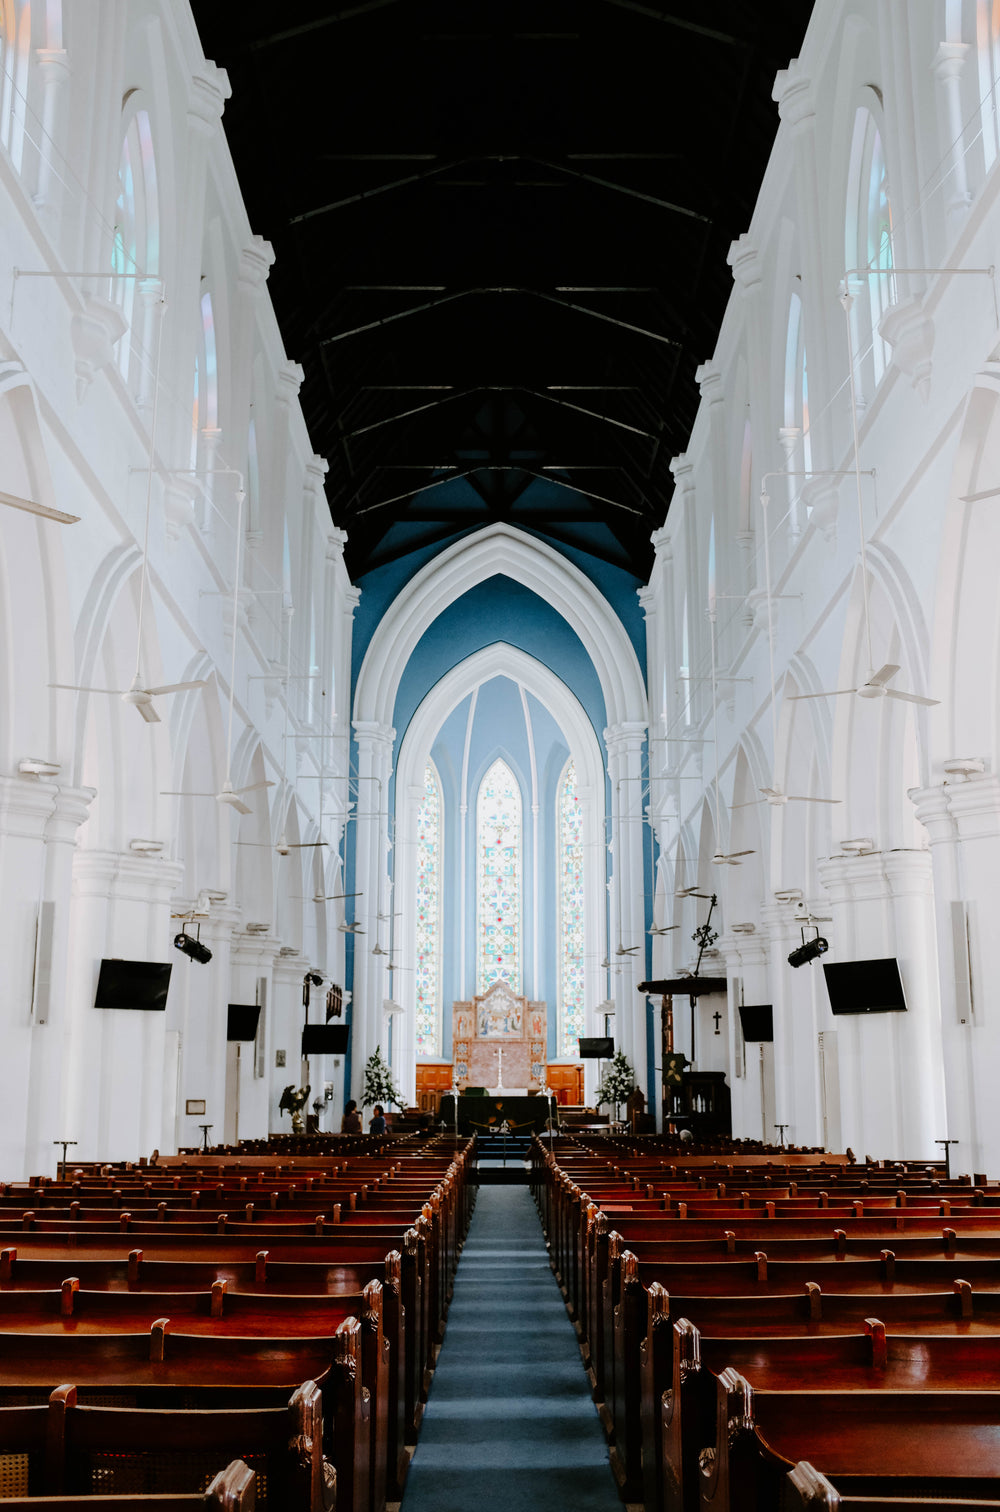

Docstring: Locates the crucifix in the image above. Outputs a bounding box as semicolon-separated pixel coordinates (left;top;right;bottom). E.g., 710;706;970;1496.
495;1044;505;1090
713;1010;722;1036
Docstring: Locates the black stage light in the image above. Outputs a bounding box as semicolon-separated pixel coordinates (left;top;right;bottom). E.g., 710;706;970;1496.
304;971;324;987
788;935;829;968
173;929;212;965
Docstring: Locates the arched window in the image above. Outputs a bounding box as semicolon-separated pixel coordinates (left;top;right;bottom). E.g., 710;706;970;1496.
415;760;443;1057
476;758;522;993
191;290;218;468
978;0;1000;170
784;292;812;471
0;1;30;173
845;106;894;392
557;759;585;1057
113;104;159;383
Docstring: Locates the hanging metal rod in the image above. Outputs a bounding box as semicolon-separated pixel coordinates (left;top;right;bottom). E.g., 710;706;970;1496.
520;384;658;438
290;158;470;225
530;156;710;222
319;286;681;346
341;386;482;440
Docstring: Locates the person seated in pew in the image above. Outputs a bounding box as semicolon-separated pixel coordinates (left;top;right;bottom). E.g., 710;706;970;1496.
340;1100;362;1135
370;1106;387;1136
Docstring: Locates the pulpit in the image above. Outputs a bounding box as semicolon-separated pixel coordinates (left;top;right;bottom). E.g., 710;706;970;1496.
452;980;547;1093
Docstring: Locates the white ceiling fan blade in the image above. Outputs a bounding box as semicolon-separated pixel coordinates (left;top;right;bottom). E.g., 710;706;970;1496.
786;796;842;804
316;892;361;901
788;689;855;700
234;780;275;795
885;689;940;706
161;790;216;798
730;799;765;809
725;849;756;858
285;841;327;849
145;679;208;697
220;794;253;815
49;684;123;695
649;924;679;933
135;700;161;724
867;663;900;687
0;488;79;524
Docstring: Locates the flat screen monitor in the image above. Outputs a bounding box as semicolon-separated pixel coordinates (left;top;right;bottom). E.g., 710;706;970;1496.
578;1036;614;1059
738;1004;773;1043
227;1003;261;1042
94;959;172;1011
823;958;907;1015
301;1024;350;1055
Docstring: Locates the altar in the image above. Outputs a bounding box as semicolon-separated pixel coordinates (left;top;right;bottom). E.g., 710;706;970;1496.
440;1093;552;1136
451;980;547;1094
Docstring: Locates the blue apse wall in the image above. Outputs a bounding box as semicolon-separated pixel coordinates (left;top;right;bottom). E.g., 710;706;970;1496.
424;678;573;1060
345;518;652;1094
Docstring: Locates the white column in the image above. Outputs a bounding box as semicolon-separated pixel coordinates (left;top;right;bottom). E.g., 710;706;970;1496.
63;849;185;1164
605;722;648;1094
934;42;973;233
0;778;94;1179
908;783;974;1171
33;47;71;224
761;899;818;1148
170;902;242;1154
350;720;395;1100
719;932;771;1142
271;951;307;1134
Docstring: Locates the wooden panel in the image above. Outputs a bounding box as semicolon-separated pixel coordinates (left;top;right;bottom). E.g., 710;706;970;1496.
546;1064;583;1106
415;1064;453;1118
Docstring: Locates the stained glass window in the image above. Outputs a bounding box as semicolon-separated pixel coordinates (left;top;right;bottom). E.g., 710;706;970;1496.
415;760;442;1057
558;760;585;1057
477;758;522;994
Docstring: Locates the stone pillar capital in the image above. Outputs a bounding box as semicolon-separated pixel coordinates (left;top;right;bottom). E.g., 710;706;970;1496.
275;361;305;404
187;63;231;132
727;234;762;294
604;722;647;764
352;720;396;764
934;39;970;82
238;236;275;295
772;60;815;129
695;361;725;405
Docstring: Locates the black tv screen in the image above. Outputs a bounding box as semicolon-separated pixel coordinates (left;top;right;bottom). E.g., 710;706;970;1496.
738;1004;773;1043
95;959;172;1011
578;1036;614;1059
823;958;907;1015
227;1004;261;1041
302;1024;350;1055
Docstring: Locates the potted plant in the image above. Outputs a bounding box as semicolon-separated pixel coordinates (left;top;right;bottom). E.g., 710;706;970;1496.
595;1050;635;1124
361;1046;405;1114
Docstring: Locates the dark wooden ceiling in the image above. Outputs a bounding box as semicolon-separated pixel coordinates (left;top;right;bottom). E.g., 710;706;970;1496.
190;0;813;583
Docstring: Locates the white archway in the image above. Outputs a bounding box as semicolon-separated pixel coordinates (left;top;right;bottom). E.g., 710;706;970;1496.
390;643;608;1101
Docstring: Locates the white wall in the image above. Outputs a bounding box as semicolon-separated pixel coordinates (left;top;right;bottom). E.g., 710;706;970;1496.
0;0;354;1173
645;0;1000;1175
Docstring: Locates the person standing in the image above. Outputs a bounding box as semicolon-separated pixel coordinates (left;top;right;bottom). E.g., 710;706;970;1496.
340;1099;362;1134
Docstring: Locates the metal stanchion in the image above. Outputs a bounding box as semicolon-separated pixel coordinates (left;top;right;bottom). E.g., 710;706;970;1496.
53;1140;77;1181
198;1123;213;1153
935;1138;959;1179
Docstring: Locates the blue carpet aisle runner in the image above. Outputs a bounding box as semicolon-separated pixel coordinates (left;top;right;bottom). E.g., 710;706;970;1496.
399;1184;623;1512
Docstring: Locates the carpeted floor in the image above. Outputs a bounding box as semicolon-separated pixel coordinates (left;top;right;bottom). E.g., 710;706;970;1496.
399;1184;622;1512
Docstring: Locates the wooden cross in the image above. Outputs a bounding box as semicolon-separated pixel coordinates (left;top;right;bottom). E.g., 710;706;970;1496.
712;1010;722;1035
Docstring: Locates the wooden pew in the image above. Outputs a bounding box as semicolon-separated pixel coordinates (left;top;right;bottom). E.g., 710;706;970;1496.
785;1459;1000;1512
0;1458;256;1510
0;1381;333;1511
0;1320;365;1512
700;1369;1000;1512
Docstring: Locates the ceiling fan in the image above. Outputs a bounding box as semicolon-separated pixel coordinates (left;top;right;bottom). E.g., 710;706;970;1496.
748;488;844;809
649;923;679;935
163;777;273;816
160;477;272;812
338;921;365;935
313;890;360;903
789;662;938;707
51;674;208;724
237;835;327;856
615;942;641;956
676;886;713;900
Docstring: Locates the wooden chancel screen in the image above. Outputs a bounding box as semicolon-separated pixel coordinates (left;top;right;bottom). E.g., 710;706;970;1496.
452;980;546;1093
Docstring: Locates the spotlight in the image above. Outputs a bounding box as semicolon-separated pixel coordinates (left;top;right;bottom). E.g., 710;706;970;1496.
304;971;324;988
173;930;212;965
787;930;829;969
